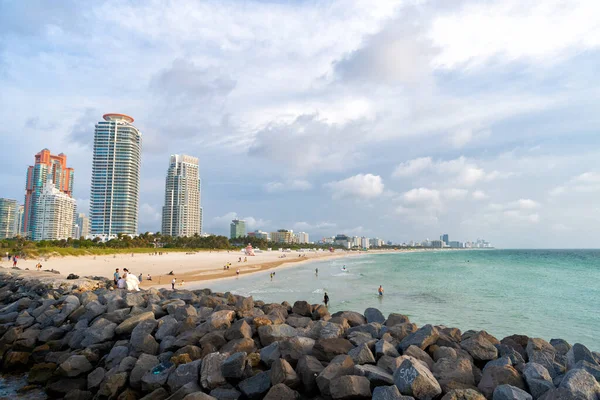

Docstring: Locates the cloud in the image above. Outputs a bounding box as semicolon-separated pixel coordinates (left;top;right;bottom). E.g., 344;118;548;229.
210;212;269;232
392;157;433;177
442;188;468;200
472;190;488;200
325;173;384;200
402;188;442;210
549;172;600;196
264;180;312;193
293;221;337;232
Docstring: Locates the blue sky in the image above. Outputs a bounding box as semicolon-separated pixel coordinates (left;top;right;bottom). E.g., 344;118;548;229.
1;0;599;248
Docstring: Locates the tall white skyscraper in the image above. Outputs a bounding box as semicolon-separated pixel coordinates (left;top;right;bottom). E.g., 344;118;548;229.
161;154;202;237
90;114;142;239
33;180;76;241
77;213;90;238
0;198;18;239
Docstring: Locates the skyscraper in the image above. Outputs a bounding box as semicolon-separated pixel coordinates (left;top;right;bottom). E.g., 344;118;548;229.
33;180;76;241
15;205;24;236
161;154;202;237
230;219;246;239
77;213;90;239
441;234;449;245
23;149;74;238
0;198;18;239
90;114;142;239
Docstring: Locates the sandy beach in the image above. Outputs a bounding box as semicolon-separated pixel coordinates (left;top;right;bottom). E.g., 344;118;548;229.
0;249;348;287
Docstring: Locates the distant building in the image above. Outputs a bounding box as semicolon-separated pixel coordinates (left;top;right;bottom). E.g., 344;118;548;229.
90;113;142;239
441;234;449;245
270;229;294;244
15;204;24;236
449;241;463;248
431;240;443;248
0;198;18;239
295;232;309;244
161;154;202;237
360;237;369;249
230;219;246;239
77;213;90;239
23;149;74;238
248;230;269;241
369;238;384;247
33;180;76;241
334;234;350;249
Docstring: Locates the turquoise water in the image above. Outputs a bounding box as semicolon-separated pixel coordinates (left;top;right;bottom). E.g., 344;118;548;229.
199;250;600;350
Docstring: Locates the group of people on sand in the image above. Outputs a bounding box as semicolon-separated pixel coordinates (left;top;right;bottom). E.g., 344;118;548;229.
113;268;142;291
237;257;247;262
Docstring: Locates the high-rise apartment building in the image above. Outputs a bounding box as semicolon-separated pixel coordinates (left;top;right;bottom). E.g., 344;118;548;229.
248;230;269;240
441;234;449;245
161;155;202;237
33;181;76;241
90;114;142;239
15;205;24;236
270;229;294;244
294;232;309;244
23;149;74;238
77;213;90;239
230;219;246;239
0;198;18;239
360;236;370;249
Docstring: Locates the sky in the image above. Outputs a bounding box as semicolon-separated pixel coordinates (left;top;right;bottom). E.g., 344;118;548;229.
1;0;599;248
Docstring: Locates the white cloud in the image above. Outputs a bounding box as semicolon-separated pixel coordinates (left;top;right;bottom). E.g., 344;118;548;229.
392;157;433;177
549;172;600;197
264;179;312;193
442;188;468;200
472;190;488;200
293;221;337;232
210;212;269;232
325;173;384;200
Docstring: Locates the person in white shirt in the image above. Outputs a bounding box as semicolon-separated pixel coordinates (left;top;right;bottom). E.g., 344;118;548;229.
171;278;176;290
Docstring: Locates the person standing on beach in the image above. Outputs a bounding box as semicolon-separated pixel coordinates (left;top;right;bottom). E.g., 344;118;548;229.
236;269;240;276
114;269;120;285
378;285;384;296
315;268;318;275
138;273;143;283
13;256;17;267
323;292;329;307
171;278;176;290
147;274;152;281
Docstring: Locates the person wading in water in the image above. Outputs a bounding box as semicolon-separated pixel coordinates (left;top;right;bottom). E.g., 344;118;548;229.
323;292;329;307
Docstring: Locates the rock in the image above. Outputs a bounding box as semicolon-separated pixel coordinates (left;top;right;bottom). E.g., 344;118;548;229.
225;319;252;341
441;389;485;400
295;355;325;393
141;363;175;392
493;385;532;400
46;378;87;397
405;345;434;370
349;331;376;347
331;311;366;327
378;355;403;375
156;316;179;341
28;362;57;384
168;381;203;400
312;304;330;320
270;358;300;388
209;388;242;400
483;357;512;372
461;333;498;362
258;324;298;346
88;367;105;390
263;383;299;400
279;336;315;366
3;350;30;369
222;352;246;380
312;338;354;362
376;339;400;358
558;368;600;400
39;326;65;342
260;342;281;367
58;355;93;377
131;319;159;355
200;352;228;390
477;366;526;399
81;318;117;347
385;313;410;327
168;359;202;392
372;385;413;399
236;295;254;312
495;344;525;366
98;372;128;398
388;323;419;342
181;392;217;400
399;324;440;352
523;363;554;399
308;320;344;339
140;388;169;400
171;353;193;366
526;338;556;378
105;345;129;369
433;356;476;391
238;371;271;399
566;343;598;370
291;301;312;317
365;307;386;324
206;310;236;330
330;375;371;399
174;345;203;361
287;315;312;328
393;356;442;400
316;354;355;395
355;364;395;386
573;360;600;381
349;343;376;365
130;353;159;389
549;339;571;356
64;389;93;400
220;338;256;355
115;311;155;335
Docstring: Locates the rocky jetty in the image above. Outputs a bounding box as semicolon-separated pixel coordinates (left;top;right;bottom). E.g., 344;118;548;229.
1;271;600;400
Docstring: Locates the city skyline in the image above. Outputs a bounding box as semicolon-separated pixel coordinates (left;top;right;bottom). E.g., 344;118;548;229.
1;1;600;248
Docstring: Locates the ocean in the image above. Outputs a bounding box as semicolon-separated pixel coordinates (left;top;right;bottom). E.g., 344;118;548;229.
199;249;600;351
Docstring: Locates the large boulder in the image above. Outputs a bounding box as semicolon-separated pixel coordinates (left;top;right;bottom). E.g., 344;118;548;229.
238;371;271;399
312;338;354;362
461;333;498;362
80;318;117;347
225;319;252;341
393;356;442;400
260;342;281;367
433;356;476;391
291;301;312;317
558;368;600;400
526;339;556;378
263;383;299;400
493;385;532;400
376;339;400;358
354;364;395;386
372;385;412;399
332;311;366;327
279;336;315;366
98;372;128;399
399;324;440;352
58;355;93;377
131;319;159;355
477;365;525;399
168;359;202;393
130;354;159;389
386;313;410;327
316;355;355;396
566;343;598;370
405;345;434;370
257;324;297;346
523;363;554;399
295;355;324;393
221;352;247;380
330;375;371;399
441;389;485;400
155;316;179;341
349;343;376;365
141;363;175;392
365;308;386;324
200;352;228;390
115;311;155;335
308;321;344;339
270;358;300;389
205;310;236;330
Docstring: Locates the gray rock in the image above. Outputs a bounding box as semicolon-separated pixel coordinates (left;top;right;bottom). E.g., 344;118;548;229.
308;320;344;339
349;342;376;365
373;385;413;400
354;364;394;386
220;337;256;355
526;338;556;378
263;383;299;400
574;360;600;381
222;352;247;380
295;355;325;393
279;336;315;366
316;354;355;396
432;356;475;391
39;326;66;342
566;343;598;370
404;345;434;370
330;375;371;399
286;315;312;328
257;324;298;346
378;355;403;375
399;324;440;352
312;338;354;362
200;352;228;390
388;323;419;342
130;353;159;389
332;311;366;327
239;371;271;399
493;384;532;400
478;366;526;399
181;391;217;400
87;367;105;390
167;359;202;393
141;363;175;392
376;339;400;358
365;307;386;324
167;381;203;400
260;342;281;367
206;310;235;330
80;318;116;347
393;356;442;400
224;319;252;341
105;345;129;369
441;389;485;400
270;358;300;388
140;388;169;400
64;389;93;400
461;333;498;362
549;339;571;356
131;319;159;355
115;311;155;335
483;356;512;372
209;388;242;400
523;362;554;399
495;344;525;366
291;301;312;317
58;355;93;377
98;371;128;398
156;316;179;341
558;368;600;400
385;313;410;327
